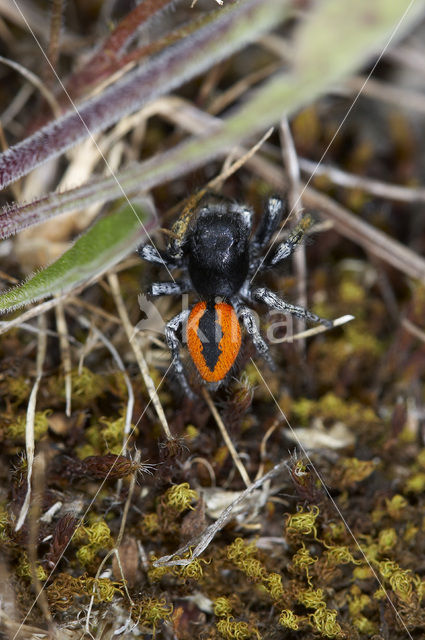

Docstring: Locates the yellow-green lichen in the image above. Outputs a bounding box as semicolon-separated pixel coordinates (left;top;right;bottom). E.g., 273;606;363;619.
216;616;260;639
162;482;198;513
131;596;173;633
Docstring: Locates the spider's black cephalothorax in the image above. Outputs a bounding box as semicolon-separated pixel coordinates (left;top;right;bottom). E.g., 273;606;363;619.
186;203;251;299
138;194;333;397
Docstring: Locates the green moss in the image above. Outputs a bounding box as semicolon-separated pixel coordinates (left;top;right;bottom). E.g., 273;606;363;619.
338;279;366;305
16;552;47;582
131;596;173;633
292;392;380;427
71;367;107;403
3;376;30;405
74;520;114;567
6;409;51;441
162;482;198;513
405;472;425;493
216;617;261;639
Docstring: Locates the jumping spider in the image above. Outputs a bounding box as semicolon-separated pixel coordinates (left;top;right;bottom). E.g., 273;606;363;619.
138;194;333;397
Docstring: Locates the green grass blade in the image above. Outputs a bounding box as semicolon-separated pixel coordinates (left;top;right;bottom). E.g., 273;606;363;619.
0;199;154;314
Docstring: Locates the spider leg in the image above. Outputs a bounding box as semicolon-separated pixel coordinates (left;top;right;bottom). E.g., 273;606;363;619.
265;215;312;268
147;279;191;298
232;298;276;370
251;287;333;328
137;243;179;269
164;309;196;399
251;195;285;254
230;202;254;233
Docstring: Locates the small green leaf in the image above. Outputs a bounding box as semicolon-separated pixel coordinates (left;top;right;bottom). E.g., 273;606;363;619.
0;199;154;314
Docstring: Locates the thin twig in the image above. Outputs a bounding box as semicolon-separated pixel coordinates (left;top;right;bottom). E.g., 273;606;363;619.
303;188;425;283
348;75;425;115
208;61;281;115
45;0;63;86
107;272;173;440
280;117;307;342
201;387;251;488
402;318;425;344
209;127;274;193
386;44;425;77
255;419;279;482
0;55;61;117
15;314;47;531
27;452;55;635
284;313;354;341
0;319;78;342
77;321;99;375
247;149;425;282
68;295;122;325
85;451;141;633
0;82;33;128
299;157;425;203
54;298;72;417
154;458;287;567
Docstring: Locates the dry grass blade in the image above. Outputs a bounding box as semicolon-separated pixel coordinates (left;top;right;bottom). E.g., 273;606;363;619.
44;0;63;85
240;148;425;282
254;420;280;482
0;55;60;117
154;459;288;567
402;318;425;344
303;188;425;283
0;293;73;337
15;313;47;532
202;387;251;488
280;117;307;341
283;314;355;342
27;453;55;635
84;451;142;632
299;157;425;203
348;74;425;115
170;127;274;245
208;127;274;192
54;298;72;418
107;272;173;440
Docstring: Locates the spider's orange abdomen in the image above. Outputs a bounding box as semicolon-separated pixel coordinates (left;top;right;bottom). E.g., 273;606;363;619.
186;301;241;382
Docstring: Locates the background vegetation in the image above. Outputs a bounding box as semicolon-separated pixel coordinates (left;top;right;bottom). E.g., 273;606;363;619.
0;0;425;638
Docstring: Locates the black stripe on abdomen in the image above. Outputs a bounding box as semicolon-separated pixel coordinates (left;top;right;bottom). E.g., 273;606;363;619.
198;305;223;371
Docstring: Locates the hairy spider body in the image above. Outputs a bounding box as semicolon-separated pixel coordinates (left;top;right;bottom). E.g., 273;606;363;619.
138;194;333;397
186;207;251;299
187;301;241;382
